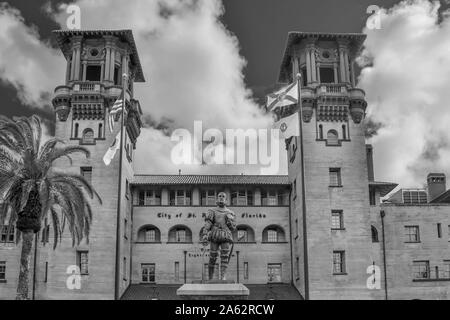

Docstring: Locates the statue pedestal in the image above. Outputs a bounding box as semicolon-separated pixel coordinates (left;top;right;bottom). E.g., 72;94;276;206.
176;282;249;300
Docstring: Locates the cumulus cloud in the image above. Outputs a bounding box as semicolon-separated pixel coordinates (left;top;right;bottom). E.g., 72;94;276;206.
359;0;450;188
48;0;282;175
0;3;64;107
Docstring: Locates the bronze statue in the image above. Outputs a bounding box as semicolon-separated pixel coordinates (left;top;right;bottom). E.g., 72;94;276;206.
200;192;236;281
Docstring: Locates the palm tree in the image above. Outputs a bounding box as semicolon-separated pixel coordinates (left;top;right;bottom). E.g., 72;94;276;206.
0;115;102;300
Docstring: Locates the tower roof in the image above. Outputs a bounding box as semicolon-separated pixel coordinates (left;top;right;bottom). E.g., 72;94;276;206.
277;31;366;83
53;29;145;82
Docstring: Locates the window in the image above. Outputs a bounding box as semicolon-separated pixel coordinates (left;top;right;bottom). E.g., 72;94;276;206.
44;262;48;283
123;257;127;281
124;219;128;239
403;190;427;204
318;124;323;140
174;262;180;282
77;251;89;275
125;179;130;199
263;225;285;242
405;226;420;243
74;123;79;138
231;189;253;206
1;225;14;242
81;128;95;144
168;226;192;243
201;190;217;206
267;263;282;282
138;225;160;243
85;65;101;81
98;123;103;138
0;261;5;281
80;167;92;184
244;262;249;280
326;130;339;146
412;261;429;279
333;251;346;274
290;137;297;162
234;225;255;243
437;223;442;238
262;190;278;206
319;67;335;83
369;190;376;205
141;263;155;283
443;260;450;279
114;65;120;85
138;190;161;206
301;66;307;86
329;168;342;187
296;257;300;279
342;125;347;140
170;190;191;206
331;210;344;230
293;179;297;199
371;226;379;243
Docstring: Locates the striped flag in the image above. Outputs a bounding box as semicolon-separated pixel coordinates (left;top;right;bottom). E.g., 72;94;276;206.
108;91;127;133
266;81;298;111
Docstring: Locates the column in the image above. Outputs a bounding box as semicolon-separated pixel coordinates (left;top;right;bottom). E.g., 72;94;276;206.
110;48;116;83
350;61;356;87
343;51;350;83
333;63;338;84
305;49;311;84
104;47;111;81
82;61;87;81
100;61;104;82
316;63;320;83
310;48;317;83
70;49;76;80
74;47;81;80
339;48;345;83
65;58;71;83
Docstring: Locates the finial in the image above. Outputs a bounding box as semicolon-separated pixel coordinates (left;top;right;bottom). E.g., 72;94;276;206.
296;73;302;79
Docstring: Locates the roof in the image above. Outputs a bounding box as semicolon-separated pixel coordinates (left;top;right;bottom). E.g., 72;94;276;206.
121;284;303;300
132;175;290;186
369;181;398;197
53;29;145;82
429;189;450;204
278;32;367;83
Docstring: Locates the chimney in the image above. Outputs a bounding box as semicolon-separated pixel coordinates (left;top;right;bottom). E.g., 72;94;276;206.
427;173;446;202
366;144;374;181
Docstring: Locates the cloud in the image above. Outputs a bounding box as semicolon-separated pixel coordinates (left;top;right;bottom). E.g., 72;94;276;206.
48;0;283;175
359;0;450;188
0;3;64;107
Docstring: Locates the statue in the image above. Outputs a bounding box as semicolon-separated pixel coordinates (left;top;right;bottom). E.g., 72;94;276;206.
200;192;236;281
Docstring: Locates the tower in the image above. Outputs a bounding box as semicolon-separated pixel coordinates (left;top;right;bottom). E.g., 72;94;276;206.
278;32;379;299
42;30;145;299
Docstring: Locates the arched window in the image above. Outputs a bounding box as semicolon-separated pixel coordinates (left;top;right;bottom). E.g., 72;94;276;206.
98;123;103;138
168;225;192;243
81;128;95;144
74;123;79;138
138;225;161;243
342;125;346;140
326;129;339;146
319;124;323;140
262;225;286;243
371;226;379;243
233;225;255;243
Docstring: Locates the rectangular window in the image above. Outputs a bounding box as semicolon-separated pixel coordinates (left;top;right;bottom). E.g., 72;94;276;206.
296;257;300;279
267;263;282;283
44;262;48;283
320;67;335;83
170;190;191;206
125;179;129;198
139;189;161;206
293;179;297;199
267;229;278;242
331;210;344;230
145;229;156;242
261;190;279;206
437;223;442;238
123;257;127;281
141;263;155;283
329;168;342;187
124;219;128;239
176;229;186;242
369;190;376;205
0;261;5;281
1;225;15;242
77;251;89;275
231;190;253;206
114;65;120;85
333;251;346;274
405;226;420;243
237;229;248;242
86;65;101;81
244;262;249;280
444;260;450;279
412;261;430;279
174;262;180;282
201;190;217;206
80;167;92;184
403;190;427;204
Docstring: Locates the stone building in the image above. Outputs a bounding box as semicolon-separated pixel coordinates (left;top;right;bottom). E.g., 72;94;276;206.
0;30;449;300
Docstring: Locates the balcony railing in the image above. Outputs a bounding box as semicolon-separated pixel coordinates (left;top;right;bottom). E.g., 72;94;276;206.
317;84;347;95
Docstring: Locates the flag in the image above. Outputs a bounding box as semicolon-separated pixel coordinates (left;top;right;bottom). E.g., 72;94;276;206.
266;81;298;111
103;131;121;166
273;112;300;139
108;91;127;133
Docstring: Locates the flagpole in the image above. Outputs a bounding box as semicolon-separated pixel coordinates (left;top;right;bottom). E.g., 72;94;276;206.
296;73;309;300
114;73;127;300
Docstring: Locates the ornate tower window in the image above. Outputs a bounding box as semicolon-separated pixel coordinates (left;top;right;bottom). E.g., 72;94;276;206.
81;128;95;144
319;67;335;83
326;129;339;146
86;65;101;81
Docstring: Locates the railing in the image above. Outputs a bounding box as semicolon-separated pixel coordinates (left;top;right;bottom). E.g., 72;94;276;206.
262;197;278;206
72;81;102;93
413;269;450;281
317;84;347;95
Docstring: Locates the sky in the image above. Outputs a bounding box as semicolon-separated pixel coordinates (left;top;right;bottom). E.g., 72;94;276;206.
0;0;450;190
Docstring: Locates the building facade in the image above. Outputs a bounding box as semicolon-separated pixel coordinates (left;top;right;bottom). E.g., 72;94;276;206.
0;30;449;300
